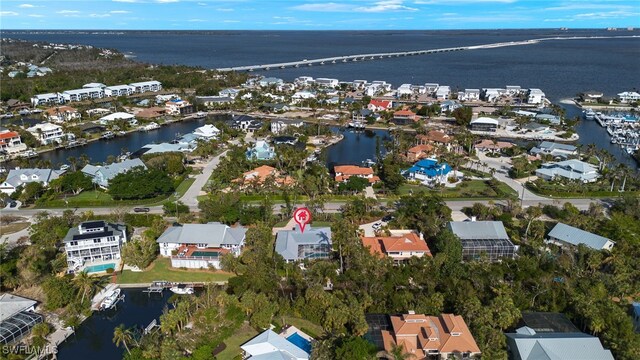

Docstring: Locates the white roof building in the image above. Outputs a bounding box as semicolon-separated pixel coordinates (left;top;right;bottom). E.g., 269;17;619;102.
193;124;220;140
99;112;135;124
241;329;310;360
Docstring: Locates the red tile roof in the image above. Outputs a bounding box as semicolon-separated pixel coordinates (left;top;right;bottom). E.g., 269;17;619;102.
369;99;391;109
334;165;374;176
0;131;20;140
361;232;431;257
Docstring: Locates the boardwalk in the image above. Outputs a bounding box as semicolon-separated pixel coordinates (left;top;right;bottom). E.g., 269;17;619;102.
216;35;639;72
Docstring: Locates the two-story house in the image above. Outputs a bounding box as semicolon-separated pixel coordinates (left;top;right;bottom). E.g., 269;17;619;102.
44;106;81;123
334;165;380;184
361;230;432;263
156;222;247;269
0;127;27;154
246;140;276;161
63;221;127;271
27;122;69;145
81;158;147;189
0;168;64;195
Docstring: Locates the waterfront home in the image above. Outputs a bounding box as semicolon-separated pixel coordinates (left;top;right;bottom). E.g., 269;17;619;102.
406;144;435;162
368;99;392;111
193;124;220;140
30;92;64;107
61;87;105;102
545;223;615;251
218;88;240;99
527;88;546;104
295;76;315;87
482;88;507;102
470;117;499;132
361;230;432;263
424;83;439;93
157;222;247;269
258;77;284;87
195;95;233;106
381;312;481;359
0;128;27;154
129;80;162;93
506;85;523;95
104;84;135;97
241;328;312;360
262;102;290;113
505;312;614;360
0;168;64;195
63;221;127;271
135;107;167;119
404;158;453;185
315;78;339;88
617;91;640;103
270;119;304;134
27;122;68;145
334;165;379;184
86;108;111;117
580;91;604;103
396;84;414;97
535;159;600;183
523;122;550;133
165;99;194;116
234;165;294;188
435;86;451;100
138;142;195;155
98;112;137;126
0;294;42;345
352;109;381;123
6;99;30;111
530;141;577;160
474;139;514;153
352;80;368;89
81;158;147;188
416;130;453;149
447;220;517;261
275;226;332;263
459;89;481;101
246;140;276;161
390;109;417;125
292;90;317;102
535;113;561;125
44;106;80;123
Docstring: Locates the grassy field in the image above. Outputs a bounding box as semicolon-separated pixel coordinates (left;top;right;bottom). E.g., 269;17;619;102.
280;316;325;339
36;177;195;208
215;323;258;360
116;258;233;284
0;222;30;236
396;180;517;199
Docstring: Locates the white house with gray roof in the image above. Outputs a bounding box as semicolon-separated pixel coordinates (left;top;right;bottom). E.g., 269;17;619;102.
81;158;146;188
536;159;599;183
275;226;332;263
157;222;247;269
530;141;577;160
448;221;517;262
241;329;310;360
506;326;614;360
545;223;615;251
0;168;64;195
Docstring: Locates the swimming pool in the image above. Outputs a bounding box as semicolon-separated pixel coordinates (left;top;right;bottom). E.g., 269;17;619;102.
190;251;220;257
84;263;115;273
286;332;312;354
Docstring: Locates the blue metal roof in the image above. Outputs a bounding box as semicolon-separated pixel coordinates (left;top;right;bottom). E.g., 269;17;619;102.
406;159;451;177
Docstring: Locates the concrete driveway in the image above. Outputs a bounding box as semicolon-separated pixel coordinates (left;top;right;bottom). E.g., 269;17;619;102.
359;219;388;237
180;150;228;207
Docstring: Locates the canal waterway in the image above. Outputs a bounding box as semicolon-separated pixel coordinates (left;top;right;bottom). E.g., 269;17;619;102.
56;289;172;360
325;127;391;168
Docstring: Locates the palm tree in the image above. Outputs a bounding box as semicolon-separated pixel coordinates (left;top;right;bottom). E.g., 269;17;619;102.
74;271;107;303
113;324;132;355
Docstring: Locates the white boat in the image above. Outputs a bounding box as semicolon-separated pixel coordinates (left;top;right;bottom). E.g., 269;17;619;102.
169;284;194;295
100;288;122;310
583;108;596;120
194;111;207;119
59;164;70;172
101;131;115;139
142;122;160;131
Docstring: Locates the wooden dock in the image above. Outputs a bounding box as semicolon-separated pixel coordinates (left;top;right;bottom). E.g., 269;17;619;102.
143;280;206;294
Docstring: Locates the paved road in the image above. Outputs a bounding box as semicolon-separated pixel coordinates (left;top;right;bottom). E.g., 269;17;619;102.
180;150;228;207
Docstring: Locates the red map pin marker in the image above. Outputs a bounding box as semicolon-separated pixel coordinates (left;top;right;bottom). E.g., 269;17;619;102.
293;207;312;234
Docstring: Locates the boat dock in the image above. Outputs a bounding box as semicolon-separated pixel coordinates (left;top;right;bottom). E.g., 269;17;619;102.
90;284;123;311
143;280;206;294
64;139;87;149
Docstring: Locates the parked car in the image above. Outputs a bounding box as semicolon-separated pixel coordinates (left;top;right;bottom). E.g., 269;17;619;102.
382;214;395;222
9;201;18;208
133;207;150;213
372;222;383;230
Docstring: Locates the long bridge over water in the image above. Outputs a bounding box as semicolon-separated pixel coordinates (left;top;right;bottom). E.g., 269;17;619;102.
215;35;640;72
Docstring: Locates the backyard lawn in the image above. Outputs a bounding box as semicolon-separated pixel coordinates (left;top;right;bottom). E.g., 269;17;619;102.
116;258;233;284
279;316;325;339
36;178;195;208
215;323;258;360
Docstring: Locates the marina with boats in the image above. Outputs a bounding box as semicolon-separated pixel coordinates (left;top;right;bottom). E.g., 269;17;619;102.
584;108;640;155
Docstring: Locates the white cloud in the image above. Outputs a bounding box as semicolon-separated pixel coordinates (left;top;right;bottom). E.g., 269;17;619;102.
57;10;80;14
291;2;353;12
0;11;19;16
110;10;131;14
28;14;45;17
223;20;240;23
216;8;234;12
188;18;206;22
197;2;207;5
18;4;36;8
356;0;418;12
157;0;180;3
89;13;111;17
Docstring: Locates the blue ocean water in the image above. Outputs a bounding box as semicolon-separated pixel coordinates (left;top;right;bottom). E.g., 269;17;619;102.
4;29;640;101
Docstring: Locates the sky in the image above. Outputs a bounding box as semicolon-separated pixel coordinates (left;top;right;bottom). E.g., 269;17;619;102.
0;0;639;30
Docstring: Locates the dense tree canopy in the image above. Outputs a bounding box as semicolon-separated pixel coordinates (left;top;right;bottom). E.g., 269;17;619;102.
109;167;174;200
